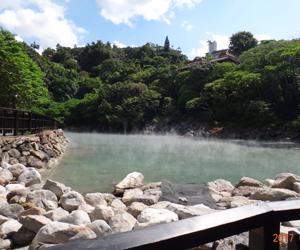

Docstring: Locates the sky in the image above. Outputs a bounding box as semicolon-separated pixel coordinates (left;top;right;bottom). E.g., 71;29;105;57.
0;0;300;59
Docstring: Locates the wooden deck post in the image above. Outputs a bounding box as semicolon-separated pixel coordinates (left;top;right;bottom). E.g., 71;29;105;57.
288;231;300;250
14;110;19;136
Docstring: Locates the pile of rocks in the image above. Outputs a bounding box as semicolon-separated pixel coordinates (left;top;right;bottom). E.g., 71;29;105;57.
0;130;69;171
1;168;300;250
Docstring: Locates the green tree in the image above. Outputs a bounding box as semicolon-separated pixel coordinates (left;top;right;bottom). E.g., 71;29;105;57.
228;31;258;57
80;40;113;73
164;36;170;52
0;27;49;110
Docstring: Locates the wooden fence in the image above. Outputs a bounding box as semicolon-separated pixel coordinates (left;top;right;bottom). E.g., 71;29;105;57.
0;107;59;136
44;200;300;250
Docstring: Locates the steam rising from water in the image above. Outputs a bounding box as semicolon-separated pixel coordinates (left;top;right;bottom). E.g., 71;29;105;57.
48;133;300;193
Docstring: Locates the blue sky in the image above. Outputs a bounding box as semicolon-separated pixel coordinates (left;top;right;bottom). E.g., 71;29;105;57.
0;0;299;59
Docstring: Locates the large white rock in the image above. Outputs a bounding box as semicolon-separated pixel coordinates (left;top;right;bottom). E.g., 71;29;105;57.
0;239;13;249
111;199;126;210
5;183;26;191
6;189;30;204
134;208;178;230
8;164;27;178
0;185;6;194
293;182;300;193
0;219;22;238
44;207;69;221
0;215;12;226
129;194;160;206
250;187;300;201
272;173;300;190
166;203;214;219
127;202;148;219
19;207;46;217
85;193;107;207
86;220;112;237
78;204;95;214
207;179;234;193
18;168;42;187
122;188;143;204
235;177;264;188
108;209;137;234
116;172;144;189
0;169;13;185
0;198;7;209
26;190;58;211
150;201;171;209
60;191;86;212
43;179;71;199
58;210;91;226
89;205;114;223
29;222;96;250
0;161;11;169
18;215;52;233
263;179;275;187
0;204;24;219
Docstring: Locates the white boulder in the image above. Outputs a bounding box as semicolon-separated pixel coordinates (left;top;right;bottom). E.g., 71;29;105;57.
60;191;86;212
134;208;178;230
116;172;144;189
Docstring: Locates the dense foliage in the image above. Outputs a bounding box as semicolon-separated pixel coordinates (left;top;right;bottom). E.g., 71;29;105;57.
2;27;300;132
0;27;49;112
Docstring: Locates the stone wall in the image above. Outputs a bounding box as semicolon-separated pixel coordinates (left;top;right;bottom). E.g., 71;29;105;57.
0;129;69;172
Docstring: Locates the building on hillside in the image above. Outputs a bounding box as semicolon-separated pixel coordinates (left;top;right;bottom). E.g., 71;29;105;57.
177;41;238;71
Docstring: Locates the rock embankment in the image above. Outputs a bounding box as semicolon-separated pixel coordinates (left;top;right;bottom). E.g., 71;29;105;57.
0;130;69;171
1;169;300;249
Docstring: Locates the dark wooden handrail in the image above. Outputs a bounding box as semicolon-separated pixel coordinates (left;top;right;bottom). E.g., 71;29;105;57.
45;200;300;250
0;107;59;136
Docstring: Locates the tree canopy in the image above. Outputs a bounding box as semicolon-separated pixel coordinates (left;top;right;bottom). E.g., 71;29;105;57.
0;27;49;111
228;31;258;57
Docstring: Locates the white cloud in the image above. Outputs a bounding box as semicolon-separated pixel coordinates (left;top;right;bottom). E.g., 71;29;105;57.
113;41;136;48
15;36;23;42
169;12;175;19
255;34;271;42
186;24;194;31
96;0;202;27
173;0;202;9
113;41;127;48
189;40;207;58
189;34;230;58
181;21;188;27
211;34;230;51
0;0;88;50
181;20;195;31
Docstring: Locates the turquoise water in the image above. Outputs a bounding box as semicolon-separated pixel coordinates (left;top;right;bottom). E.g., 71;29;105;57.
47;132;300;194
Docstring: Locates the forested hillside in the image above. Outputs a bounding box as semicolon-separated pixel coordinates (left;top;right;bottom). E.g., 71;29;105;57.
1;27;300;132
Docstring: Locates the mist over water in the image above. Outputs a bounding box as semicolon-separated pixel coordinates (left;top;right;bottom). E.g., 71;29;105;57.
48;132;300;194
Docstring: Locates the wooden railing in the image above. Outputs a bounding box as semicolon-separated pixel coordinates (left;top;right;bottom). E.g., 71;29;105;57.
0;107;59;136
45;200;300;250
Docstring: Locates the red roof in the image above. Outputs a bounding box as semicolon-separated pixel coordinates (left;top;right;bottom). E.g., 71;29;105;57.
184;58;204;65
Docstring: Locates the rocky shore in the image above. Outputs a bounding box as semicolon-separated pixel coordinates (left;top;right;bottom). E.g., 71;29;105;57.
0;130;69;171
1;165;300;249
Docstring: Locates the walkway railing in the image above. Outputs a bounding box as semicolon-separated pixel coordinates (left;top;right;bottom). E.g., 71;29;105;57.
46;200;300;250
0;107;59;136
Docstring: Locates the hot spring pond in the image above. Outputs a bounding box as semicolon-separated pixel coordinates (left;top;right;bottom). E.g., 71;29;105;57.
45;132;300;194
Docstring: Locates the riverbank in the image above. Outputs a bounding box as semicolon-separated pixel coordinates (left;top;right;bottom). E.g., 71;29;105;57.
1;168;300;249
0;129;69;172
